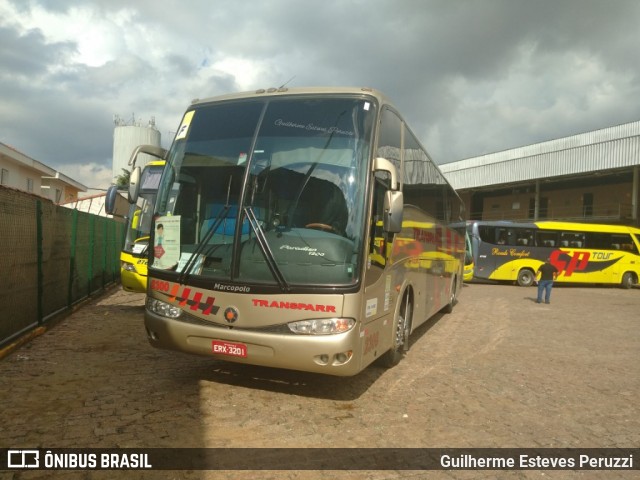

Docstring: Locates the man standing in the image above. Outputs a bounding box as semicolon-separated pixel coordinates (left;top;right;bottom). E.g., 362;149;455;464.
536;258;559;304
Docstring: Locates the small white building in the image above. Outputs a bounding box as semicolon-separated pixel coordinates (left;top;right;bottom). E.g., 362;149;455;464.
0;142;87;203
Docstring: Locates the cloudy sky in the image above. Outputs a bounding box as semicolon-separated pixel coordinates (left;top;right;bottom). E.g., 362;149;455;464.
1;0;640;192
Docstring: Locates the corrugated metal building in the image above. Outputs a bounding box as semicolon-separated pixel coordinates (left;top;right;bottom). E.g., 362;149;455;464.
440;120;640;226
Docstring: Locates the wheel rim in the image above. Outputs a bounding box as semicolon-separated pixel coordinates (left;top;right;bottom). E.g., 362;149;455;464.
395;313;406;349
519;270;533;286
398;296;411;351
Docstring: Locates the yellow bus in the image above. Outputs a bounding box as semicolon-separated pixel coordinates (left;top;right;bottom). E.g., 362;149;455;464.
140;87;466;376
463;228;474;282
468;220;640;288
106;146;166;292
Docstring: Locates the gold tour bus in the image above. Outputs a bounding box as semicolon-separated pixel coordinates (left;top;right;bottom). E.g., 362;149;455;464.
106;146;166;292
467;220;640;288
141;87;466;376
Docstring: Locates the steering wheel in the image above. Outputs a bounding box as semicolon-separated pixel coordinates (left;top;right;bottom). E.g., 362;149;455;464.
305;223;337;233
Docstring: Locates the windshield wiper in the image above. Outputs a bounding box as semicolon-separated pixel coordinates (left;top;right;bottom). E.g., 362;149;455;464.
177;205;232;284
244;206;290;292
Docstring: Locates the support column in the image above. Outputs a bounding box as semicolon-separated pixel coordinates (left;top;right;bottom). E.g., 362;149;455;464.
534;179;540;221
632;166;638;224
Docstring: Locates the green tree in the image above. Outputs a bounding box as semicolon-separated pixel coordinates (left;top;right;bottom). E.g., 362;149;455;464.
114;168;130;189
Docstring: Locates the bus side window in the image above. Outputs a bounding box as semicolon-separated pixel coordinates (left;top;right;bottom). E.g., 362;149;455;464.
516;229;533;246
496;228;509;245
560;232;585;249
478;226;494;243
536;231;558;247
368;173;390;270
609;234;638;254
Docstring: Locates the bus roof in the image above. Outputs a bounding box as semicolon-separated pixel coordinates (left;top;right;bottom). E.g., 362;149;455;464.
469;220;640;234
190;86;392;108
536;221;640;234
145;160;166;168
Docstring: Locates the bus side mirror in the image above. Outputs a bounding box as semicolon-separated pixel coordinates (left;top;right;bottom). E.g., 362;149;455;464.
126;144;167;204
105;185;119;215
373;157;399;190
383;190;404;233
128;166;141;204
465;251;473;265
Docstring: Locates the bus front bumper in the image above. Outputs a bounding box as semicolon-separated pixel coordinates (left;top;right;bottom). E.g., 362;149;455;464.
144;310;364;376
121;269;147;293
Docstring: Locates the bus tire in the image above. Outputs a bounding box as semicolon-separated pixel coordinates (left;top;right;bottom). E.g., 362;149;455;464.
621;272;637;289
442;276;458;314
517;269;535;287
379;291;412;368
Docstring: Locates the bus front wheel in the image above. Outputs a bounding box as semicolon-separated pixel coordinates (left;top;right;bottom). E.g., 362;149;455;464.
517;269;535;287
621;272;637;289
379;292;412;368
442;276;458;314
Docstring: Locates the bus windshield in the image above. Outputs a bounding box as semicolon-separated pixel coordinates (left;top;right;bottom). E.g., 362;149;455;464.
152;95;375;288
123;163;163;256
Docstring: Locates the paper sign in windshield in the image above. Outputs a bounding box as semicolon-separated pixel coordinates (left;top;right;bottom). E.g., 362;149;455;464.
152;216;181;270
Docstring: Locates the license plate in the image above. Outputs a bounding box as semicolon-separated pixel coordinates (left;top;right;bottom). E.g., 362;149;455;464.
211;340;247;358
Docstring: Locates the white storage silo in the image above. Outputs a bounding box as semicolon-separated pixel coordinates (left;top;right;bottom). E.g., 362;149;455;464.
112;115;162;181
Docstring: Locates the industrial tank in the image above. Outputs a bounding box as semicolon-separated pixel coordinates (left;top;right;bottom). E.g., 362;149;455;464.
112;115;161;180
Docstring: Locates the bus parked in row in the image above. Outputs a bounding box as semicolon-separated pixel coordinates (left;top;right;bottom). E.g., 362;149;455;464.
142;87;466;376
467;220;640;288
463;229;474;282
106;146;166;292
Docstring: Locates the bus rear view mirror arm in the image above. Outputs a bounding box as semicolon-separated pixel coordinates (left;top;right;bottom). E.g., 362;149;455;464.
127;144;167;167
373;157;399;191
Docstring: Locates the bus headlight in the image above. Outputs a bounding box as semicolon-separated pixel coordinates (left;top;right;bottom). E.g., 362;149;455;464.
287;318;355;335
121;261;136;272
146;297;182;319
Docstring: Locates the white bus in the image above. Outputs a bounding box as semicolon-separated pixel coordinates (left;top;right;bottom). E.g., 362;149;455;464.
143;87;466;376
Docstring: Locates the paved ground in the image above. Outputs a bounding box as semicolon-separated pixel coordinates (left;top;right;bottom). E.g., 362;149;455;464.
0;282;638;480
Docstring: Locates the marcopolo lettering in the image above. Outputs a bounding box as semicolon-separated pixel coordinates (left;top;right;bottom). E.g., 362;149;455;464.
213;283;251;293
252;298;336;313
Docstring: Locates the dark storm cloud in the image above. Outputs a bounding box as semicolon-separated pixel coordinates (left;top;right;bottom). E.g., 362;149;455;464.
1;0;639;186
0;24;75;76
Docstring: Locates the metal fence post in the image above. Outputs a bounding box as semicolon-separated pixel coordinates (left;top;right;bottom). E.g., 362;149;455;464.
102;217;108;289
68;209;78;308
88;214;95;296
36;200;44;324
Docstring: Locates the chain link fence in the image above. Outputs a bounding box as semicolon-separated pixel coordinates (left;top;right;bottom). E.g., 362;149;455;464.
0;186;123;346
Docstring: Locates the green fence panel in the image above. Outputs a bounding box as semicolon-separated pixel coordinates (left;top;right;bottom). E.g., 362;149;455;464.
0;188;39;342
42;206;73;319
0;186;124;347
